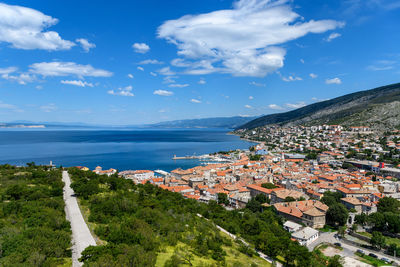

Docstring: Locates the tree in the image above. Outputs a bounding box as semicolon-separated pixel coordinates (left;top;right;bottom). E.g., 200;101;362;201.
338;226;346;238
217;193;229;206
355;213;368;226
370;231;386;250
377;197;400;214
246;198;262;213
326;204;349;227
255;193;267;204
321;191;343;207
328;255;344;267
261;183;277;189
284;196;296;202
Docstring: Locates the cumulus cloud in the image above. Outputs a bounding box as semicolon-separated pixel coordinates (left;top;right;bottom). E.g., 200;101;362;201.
139;59;164;65
249;96;254;100
107;85;134;96
325;77;342;84
268;104;284;110
40;103;57;112
127;73;134;78
325;32;341;42
158;66;176;76
158;0;343;77
153;89;174;96
29;62;112;77
309;73;318;78
286;101;306;109
76;38;95;52
249;81;266;87
190;99;201;103
61;80;94;87
150;72;157;77
0;67;35;85
281;75;302;82
198;78;206;84
168;83;189;88
0;3;75;50
132;42;150;53
137;66;144;71
244;104;253;109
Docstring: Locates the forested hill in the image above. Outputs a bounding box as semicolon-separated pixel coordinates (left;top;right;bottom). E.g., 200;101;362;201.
237;82;400;130
147;116;257;129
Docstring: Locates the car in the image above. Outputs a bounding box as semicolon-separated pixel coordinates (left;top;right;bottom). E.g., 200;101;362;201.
356;249;364;255
368;253;378;258
381;257;390;263
334;242;342;247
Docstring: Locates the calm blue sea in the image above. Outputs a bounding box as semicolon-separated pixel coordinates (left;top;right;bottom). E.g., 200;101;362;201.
0;128;254;172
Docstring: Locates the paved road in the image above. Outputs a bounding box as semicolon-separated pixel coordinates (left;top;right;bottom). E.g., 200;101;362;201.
63;171;96;267
309;232;400;265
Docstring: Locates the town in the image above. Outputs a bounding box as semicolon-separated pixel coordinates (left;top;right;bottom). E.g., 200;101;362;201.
76;124;400;266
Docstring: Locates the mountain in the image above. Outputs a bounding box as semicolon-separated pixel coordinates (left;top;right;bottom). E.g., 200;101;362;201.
237;82;400;130
147;116;258;129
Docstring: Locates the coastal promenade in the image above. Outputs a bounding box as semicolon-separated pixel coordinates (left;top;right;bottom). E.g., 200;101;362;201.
62;171;96;267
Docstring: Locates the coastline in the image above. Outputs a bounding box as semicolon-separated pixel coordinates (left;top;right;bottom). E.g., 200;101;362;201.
227;130;263;145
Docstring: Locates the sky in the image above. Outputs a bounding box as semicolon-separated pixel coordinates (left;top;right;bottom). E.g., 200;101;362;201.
0;0;399;125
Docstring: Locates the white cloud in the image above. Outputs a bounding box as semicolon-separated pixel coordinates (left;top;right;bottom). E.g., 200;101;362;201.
0;3;75;50
325;32;341;42
249;96;254;100
132;42;150;53
309;73;318;79
29;62;112;77
168;83;189;88
150;72;157;77
137;66;144;71
76;38;95;52
198;78;206;84
158;66;175;76
61;80;94;87
0;100;23;112
244;104;253;109
281;75;302;82
286;101;306;109
190;99;201;103
158;0;343;77
163;76;177;84
139;59;164;65
107;85;134;97
0;67;35;85
40;103;57;112
268;104;284;110
300;59;305;64
153;89;174;96
325;77;342;84
366;60;396;71
249;81;266;87
127;73;134;78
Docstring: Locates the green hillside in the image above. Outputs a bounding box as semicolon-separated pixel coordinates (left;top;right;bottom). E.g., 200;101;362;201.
68;168;316;266
237;82;400;130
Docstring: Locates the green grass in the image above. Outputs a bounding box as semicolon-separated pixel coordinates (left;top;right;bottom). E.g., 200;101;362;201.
357;232;400;246
355;252;389;266
320;225;337;232
155;241;270;267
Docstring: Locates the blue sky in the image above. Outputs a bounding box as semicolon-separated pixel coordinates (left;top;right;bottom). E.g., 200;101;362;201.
0;0;399;125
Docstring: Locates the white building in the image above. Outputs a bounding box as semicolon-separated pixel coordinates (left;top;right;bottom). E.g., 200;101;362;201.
291;227;319;246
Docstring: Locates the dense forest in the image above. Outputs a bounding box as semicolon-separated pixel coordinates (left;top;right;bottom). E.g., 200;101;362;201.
69;168;334;267
0;164;71;266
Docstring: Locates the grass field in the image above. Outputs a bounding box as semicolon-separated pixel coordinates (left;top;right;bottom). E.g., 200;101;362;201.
155;241;271;267
358;231;400;246
355;252;389;266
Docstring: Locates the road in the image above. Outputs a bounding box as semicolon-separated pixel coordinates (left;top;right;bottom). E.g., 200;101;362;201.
62;171;97;267
309;232;400;265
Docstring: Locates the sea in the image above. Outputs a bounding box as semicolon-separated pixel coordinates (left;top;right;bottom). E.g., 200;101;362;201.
0;128;255;172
